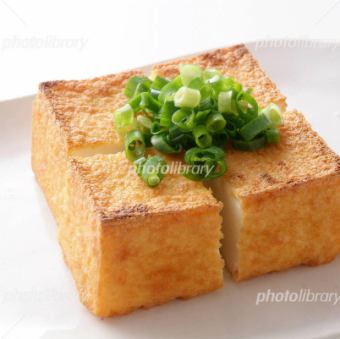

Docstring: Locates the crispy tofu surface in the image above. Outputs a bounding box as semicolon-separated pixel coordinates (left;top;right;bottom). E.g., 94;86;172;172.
152;44;286;111
62;153;223;316
211;110;340;281
39;70;142;154
32;64;225;317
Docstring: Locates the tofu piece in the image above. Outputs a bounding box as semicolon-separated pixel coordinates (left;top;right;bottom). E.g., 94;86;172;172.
32;70;223;317
151;44;287;111
210;110;340;281
62;153;223;316
32;70;141;226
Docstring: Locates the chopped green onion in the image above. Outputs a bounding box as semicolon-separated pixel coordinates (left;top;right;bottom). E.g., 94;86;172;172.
150;121;166;135
239;114;271;141
167;126;194;149
137;115;152;130
159;100;176;128
172;109;195;132
124;76;152;98
151;134;182;154
138;156;167;187
159;76;182;103
265;128;280;144
203;68;221;81
128;94;141;112
188;77;205;90
261;103;283;127
180;64;202;86
218;90;233;113
183;146;226;180
115;64;282;187
193;125;212;148
236;91;258;118
195;109;211;124
206;113;226;133
134;156;146;176
151;75;170;90
232;136;266;151
210;76;234;95
124;130;146;161
174;86;201;108
114;104;136;136
212;131;228;148
140;92;161;113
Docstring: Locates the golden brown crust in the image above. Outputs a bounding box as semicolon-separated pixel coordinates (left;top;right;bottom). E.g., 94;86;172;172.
66;154;224;317
39;70;143;150
234;171;340;281
218;110;340;281
225;110;340;197
152;44;287;110
70;153;221;222
97;205;224;316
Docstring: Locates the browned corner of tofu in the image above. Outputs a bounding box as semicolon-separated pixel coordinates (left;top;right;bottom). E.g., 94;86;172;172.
152;43;287;111
226;110;340;282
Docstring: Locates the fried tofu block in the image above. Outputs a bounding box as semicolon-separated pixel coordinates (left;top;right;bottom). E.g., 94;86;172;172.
32;69;223;316
61;153;223;316
210;110;340;281
32;71;141;226
151;44;286;111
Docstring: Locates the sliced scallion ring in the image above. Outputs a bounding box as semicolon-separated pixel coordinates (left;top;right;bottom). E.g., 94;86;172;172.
139;156;167;187
193;125;213;148
261;103;283;127
239;114;271;141
180;64;202;86
114;104;136;137
174;86;201;108
218;90;233;113
124;130;146;161
151;134;182;154
206;113;226;133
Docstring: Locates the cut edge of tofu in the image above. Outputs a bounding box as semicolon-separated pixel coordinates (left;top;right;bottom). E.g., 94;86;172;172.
209;179;242;274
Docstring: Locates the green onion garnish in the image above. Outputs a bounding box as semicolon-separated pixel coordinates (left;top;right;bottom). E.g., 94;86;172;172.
174;87;201;108
115;64;283;187
183;146;226;180
124;130;146;161
265;128;280;144
193;125;213;148
151;134;182;154
261;103;283;127
124;76;152;98
180;64;202;86
206;113;226;133
172;109;195;132
136;156;167;187
114;104;136;137
218;90;233;113
239;114;271;141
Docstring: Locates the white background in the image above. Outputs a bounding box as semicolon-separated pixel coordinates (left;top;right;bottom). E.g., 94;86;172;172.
0;0;339;101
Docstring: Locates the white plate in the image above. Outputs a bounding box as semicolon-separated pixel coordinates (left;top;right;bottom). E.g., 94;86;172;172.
0;40;339;339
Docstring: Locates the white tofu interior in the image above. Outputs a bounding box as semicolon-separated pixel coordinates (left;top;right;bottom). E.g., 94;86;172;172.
70;142;123;157
209;178;243;273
